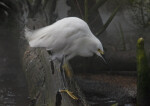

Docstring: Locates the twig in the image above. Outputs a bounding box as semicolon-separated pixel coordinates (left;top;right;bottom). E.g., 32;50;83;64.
75;0;84;19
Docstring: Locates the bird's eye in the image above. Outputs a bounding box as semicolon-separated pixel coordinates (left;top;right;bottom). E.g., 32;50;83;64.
97;49;104;55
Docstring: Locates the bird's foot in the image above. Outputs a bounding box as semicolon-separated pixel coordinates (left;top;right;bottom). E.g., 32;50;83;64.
59;89;78;100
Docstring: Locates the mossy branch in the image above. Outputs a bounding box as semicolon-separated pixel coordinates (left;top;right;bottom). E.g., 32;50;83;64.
136;37;150;105
96;5;120;36
137;38;149;72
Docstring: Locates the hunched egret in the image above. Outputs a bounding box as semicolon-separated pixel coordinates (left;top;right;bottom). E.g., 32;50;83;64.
25;17;105;100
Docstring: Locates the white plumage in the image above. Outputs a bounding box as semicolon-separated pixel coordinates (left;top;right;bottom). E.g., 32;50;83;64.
25;17;104;61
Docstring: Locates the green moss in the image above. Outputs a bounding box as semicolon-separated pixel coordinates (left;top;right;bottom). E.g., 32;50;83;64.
136;37;150;105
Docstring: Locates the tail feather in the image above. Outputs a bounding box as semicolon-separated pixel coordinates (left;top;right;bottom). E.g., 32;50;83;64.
24;25;52;47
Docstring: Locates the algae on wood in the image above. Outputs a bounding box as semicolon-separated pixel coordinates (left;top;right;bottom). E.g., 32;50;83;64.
136;37;150;106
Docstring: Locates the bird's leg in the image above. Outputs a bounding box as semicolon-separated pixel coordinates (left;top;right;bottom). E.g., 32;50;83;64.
60;56;64;74
62;54;75;81
62;63;73;80
60;56;67;88
47;50;54;62
59;56;78;100
50;60;55;74
47;50;55;74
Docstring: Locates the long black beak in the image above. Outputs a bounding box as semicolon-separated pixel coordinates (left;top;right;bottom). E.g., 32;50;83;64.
101;54;108;65
100;54;112;71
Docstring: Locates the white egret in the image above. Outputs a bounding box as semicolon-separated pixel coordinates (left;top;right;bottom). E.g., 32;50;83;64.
25;17;105;100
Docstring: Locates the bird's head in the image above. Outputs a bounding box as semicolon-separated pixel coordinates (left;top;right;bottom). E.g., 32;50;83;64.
92;38;106;63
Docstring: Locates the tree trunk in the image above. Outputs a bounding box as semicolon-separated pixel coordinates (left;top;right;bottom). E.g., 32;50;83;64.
21;47;88;106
